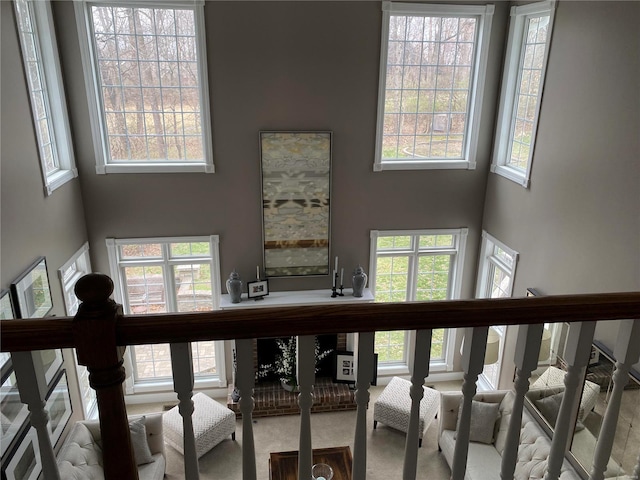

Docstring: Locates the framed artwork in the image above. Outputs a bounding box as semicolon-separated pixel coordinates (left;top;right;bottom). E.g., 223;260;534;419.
259;131;332;277
247;279;269;300
333;351;356;384
0;289;15;321
39;349;63;386
0;290;14;373
2;426;41;480
45;370;72;447
10;257;53;319
1;369;29;458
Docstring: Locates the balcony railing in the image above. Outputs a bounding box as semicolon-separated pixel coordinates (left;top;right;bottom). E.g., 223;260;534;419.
2;273;639;480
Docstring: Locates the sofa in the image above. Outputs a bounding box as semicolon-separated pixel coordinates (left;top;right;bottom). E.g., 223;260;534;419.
56;413;166;480
438;390;581;480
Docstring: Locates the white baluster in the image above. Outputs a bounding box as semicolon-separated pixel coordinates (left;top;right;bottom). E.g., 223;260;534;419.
403;329;432;480
235;338;257;480
169;342;199;480
631;451;640;480
452;326;488;480
352;331;375;480
589;319;640;480
11;351;61;480
296;335;315;480
545;321;596;480
500;324;544;480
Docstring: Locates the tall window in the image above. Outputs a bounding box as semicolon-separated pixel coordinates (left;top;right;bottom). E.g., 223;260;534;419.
14;0;78;195
374;2;494;171
369;229;468;372
476;232;518;389
106;236;224;390
58;243;97;418
75;1;213;174
491;1;555;187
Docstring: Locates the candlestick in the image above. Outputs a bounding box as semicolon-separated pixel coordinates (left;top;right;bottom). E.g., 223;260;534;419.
332;269;336;288
334;256;338;273
256;266;260;280
340;268;344;286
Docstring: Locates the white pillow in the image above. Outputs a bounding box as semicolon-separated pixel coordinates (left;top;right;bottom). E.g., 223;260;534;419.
129;416;154;465
455;400;501;444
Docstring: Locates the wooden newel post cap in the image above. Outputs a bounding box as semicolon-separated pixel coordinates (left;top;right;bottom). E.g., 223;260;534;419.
75;273;114;305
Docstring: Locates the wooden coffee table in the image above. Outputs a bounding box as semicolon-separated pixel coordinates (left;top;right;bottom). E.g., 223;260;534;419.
269;446;352;480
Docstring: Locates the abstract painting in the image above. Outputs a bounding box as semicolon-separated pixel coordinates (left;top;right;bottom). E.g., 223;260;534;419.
260;132;332;277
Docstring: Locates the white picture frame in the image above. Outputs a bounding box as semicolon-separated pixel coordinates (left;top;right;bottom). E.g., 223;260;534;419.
3;426;42;480
1;370;29;457
45;370;72;446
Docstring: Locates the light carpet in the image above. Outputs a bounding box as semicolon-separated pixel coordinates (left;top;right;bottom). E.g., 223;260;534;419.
128;383;459;480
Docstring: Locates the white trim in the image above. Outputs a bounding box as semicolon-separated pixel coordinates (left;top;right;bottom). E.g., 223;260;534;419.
15;0;78;195
491;1;556;187
58;242;92;316
374;2;494;172
475;232;518;389
369;228;468;372
74;1;214;174
106;235;225;393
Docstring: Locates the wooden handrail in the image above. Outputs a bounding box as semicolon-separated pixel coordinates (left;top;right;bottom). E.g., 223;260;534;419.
2;291;639;352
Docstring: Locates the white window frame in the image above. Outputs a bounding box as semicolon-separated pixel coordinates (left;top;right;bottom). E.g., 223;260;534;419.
374;2;494;172
369;228;468;375
58;242;92;316
74;0;214;174
14;0;78;195
106;235;225;393
475;231;518;390
491;1;556;187
58;242;98;419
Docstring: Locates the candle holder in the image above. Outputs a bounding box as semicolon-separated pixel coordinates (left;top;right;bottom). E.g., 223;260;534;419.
331;271;338;297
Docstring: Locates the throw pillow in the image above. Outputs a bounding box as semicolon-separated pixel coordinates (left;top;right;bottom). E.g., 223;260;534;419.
129;416;154;465
455;400;501;444
535;392;563;426
534;392;585;432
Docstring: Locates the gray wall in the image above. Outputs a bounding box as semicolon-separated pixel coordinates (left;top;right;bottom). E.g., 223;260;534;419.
1;0;89;432
2;1;638;378
480;1;640;378
482;1;640;298
1;1;88;315
53;1;509;297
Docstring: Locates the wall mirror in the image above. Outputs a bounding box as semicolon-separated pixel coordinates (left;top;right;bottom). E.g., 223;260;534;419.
525;323;640;478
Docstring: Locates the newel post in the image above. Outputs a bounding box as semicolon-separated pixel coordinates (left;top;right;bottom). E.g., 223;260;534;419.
73;273;138;480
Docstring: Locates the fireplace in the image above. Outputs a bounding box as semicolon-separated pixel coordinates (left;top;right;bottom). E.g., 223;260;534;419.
227;333;355;417
256;334;345;381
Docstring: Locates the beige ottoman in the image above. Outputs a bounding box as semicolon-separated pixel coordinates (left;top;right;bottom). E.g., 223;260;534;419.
373;376;440;447
163;392;236;459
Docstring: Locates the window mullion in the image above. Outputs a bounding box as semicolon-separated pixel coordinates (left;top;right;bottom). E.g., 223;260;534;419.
162;244;177;312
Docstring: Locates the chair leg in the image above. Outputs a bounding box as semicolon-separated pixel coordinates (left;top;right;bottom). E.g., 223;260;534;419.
231;432;236;441
419;438;422;448
373;420;377;429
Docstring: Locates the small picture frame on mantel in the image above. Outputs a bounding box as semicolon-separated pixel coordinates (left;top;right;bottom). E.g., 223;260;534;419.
247;279;269;300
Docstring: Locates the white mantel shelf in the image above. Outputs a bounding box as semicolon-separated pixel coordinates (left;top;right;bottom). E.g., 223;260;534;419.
219;288;374;310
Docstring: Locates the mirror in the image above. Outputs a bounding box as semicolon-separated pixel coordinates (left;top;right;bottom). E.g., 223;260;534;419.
569;342;639;478
526;324;640;478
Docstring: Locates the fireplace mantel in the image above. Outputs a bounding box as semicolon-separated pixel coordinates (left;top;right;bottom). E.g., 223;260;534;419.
219;288;374;310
